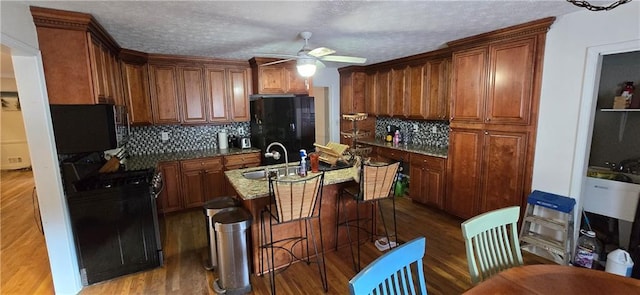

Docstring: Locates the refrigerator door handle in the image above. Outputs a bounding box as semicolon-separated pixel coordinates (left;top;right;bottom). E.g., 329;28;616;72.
290;123;296;132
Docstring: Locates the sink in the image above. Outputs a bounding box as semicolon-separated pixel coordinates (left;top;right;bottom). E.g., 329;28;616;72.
587;166;640;184
242;166;302;181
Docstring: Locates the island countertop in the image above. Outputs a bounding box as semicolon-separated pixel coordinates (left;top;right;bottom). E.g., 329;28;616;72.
225;162;357;200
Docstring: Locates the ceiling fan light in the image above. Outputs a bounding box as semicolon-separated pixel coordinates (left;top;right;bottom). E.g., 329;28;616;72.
297;58;316;77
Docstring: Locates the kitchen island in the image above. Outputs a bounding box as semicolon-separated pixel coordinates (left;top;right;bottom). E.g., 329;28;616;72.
225;163;366;274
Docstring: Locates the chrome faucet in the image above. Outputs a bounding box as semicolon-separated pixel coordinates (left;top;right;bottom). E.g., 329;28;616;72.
265;142;289;172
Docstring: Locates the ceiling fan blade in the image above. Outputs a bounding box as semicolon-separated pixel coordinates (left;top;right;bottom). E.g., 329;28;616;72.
315;60;326;69
319;55;367;64
255;53;297;59
308;47;336;57
260;58;296;67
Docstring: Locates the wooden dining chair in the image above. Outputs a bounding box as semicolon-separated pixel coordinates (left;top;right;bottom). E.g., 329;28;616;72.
461;206;523;284
348;236;428;295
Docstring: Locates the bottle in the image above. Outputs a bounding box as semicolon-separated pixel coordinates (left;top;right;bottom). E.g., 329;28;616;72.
573;229;602;269
298;149;307;177
393;130;400;146
621;81;635;108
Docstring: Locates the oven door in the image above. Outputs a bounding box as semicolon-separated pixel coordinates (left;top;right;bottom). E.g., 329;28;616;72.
150;171;165;265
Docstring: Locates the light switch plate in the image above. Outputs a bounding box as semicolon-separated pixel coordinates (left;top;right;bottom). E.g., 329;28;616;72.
431;126;438;133
413;124;419;132
161;131;169;141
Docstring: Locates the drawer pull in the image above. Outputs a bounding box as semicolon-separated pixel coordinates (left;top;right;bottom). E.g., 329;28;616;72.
594;185;609;190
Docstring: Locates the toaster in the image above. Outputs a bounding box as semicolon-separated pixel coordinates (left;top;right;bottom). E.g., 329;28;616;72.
239;137;251;149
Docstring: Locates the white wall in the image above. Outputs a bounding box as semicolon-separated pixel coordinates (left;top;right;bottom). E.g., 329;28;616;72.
533;3;640;203
1;77;32;169
311;67;341;142
1;1;83;294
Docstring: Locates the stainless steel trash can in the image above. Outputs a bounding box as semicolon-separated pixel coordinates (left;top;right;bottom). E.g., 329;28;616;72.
212;207;252;295
204;196;240;270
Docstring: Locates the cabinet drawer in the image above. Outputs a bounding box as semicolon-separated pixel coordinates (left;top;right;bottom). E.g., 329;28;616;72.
224;152;261;168
376;147;410;162
410;154;445;171
181;157;223;171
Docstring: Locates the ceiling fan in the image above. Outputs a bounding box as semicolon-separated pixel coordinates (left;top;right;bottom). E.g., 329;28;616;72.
259;31;367;77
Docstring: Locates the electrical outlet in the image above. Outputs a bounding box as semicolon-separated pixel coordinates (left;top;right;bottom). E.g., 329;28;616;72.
431;126;438;133
412;123;419;132
160;131;169;141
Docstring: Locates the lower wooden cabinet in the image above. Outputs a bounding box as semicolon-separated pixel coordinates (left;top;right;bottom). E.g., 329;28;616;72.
224;152;261;170
445;128;528;219
157;152;261;213
157;161;183;213
410;154;446;209
181;157;226;209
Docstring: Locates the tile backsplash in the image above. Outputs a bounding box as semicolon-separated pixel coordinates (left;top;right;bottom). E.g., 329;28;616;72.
127;123;249;155
375;117;449;147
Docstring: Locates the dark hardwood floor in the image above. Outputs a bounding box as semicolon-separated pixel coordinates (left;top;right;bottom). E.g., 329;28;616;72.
1;169;551;294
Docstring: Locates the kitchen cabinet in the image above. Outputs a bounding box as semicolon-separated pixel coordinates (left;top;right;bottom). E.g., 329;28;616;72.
178;66;207;124
224;152;261;170
390;67;408;117
120;50;153;125
402;57;451;120
376;69;392;116
445;128;528;218
181;157;226;209
450;37;536;125
31;7;122;105
157;161;183;213
149;64;181;124
339;69;367;114
375;146;410;164
410;154;446;209
249;58;310;95
445;18;552;218
365;72;378;115
205;66;252;123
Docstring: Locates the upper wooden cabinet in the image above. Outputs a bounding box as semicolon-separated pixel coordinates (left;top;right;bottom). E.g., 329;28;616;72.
339;68;366;114
31;7;122;105
249;58;310;95
376;69;392;116
149;64;181;124
450;37;537;126
120;49;152;125
204;66;252;123
405;57;450;120
147;56;252;125
390;67;408;117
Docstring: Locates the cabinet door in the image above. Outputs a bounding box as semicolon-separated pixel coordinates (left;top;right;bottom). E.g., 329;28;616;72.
122;62;153;125
258;67;286;94
178;66;207;124
285;68;308;94
340;71;366;114
149;65;181;124
157;161;182;213
182;169;206;208
376;70;391;116
109;53;125;106
205;67;230;122
365;72;378;115
486;38;535;125
203;167;226;202
425;58;450;120
89;38;111;103
407;63;427;118
390;67;407;117
411;154;446;209
451;48;487;124
228;68;251;122
446;128;483;219
479;130;527;213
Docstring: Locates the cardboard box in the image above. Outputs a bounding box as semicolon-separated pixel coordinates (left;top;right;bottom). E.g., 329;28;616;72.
613;96;628;109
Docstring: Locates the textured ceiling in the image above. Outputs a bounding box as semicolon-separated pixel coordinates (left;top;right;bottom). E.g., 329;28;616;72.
18;1;585;67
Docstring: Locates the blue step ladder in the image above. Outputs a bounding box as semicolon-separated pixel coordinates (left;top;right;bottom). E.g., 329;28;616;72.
519;190;576;265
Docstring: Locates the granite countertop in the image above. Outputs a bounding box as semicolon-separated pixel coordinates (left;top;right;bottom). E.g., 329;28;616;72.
225;162;357;200
124;148;262;171
358;139;448;158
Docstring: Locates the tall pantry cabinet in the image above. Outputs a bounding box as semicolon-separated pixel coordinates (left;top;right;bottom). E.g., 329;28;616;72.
445;18;554;219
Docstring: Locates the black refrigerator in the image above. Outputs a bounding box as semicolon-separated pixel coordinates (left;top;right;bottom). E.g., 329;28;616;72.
250;95;315;165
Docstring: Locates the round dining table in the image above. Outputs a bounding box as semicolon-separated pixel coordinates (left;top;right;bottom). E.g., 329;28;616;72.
464;264;640;294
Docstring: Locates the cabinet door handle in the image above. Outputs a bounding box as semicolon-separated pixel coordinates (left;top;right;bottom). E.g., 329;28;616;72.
485;118;491;122
485;131;489;135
